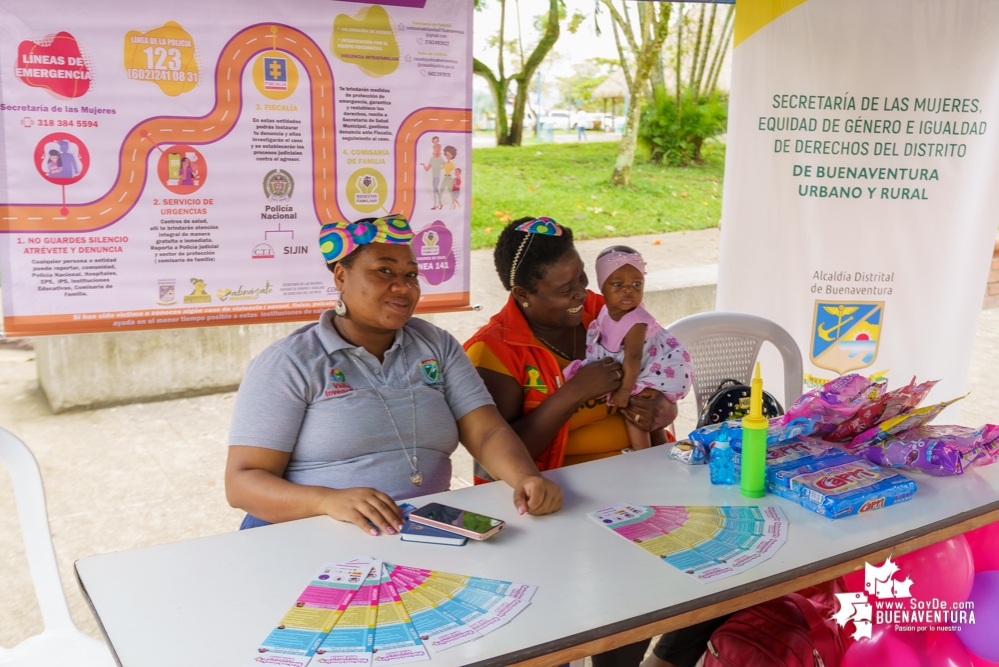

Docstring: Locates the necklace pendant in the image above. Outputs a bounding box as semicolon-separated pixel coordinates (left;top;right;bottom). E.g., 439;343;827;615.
410;471;424;486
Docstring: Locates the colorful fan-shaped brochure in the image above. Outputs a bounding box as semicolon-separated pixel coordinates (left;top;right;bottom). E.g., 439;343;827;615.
588;504;788;583
251;559;537;665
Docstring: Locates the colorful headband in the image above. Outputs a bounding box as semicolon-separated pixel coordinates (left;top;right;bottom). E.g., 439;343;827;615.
509;217;563;289
319;213;414;265
515;217;563;236
595;250;646;289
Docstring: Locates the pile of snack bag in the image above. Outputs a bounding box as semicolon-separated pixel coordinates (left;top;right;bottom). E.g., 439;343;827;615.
678;374;999;519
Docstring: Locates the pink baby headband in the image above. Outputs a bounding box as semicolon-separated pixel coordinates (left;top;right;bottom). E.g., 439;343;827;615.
596;250;646;289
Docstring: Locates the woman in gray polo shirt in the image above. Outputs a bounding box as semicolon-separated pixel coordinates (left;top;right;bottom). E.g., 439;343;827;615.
225;214;562;535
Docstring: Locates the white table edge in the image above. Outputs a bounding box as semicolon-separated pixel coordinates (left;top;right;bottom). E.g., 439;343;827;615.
73;498;999;667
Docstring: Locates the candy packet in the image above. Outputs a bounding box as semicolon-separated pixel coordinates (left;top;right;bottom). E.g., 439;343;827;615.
669;439;707;465
860;424;999;476
688;416;816;453
702;436;836;482
782;374;885;436
848;395;967;449
769;456;918;519
829;377;939;444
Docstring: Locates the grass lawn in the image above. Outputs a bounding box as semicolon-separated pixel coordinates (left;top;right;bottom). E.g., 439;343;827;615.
469;140;725;249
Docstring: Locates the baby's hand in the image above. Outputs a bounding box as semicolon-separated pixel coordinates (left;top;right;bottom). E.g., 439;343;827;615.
610;388;631;409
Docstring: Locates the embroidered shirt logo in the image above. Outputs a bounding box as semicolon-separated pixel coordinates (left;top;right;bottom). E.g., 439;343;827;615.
523;365;548;394
326;368;354;397
419;358;440;383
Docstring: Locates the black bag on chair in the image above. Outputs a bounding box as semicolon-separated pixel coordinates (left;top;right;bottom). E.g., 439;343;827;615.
696;379;784;428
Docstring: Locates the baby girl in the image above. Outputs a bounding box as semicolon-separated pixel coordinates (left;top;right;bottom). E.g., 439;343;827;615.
566;246;693;450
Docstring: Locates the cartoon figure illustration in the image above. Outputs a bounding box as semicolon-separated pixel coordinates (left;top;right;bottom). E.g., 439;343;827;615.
56;139;80;179
440;145;457;207
35;133;90;186
419;136;444;210
178;156;198;186
41;139;81;180
188;278;208;298
46;149;62;177
449;167;462;209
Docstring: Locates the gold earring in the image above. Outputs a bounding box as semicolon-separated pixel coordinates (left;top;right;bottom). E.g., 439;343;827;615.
521;302;529;308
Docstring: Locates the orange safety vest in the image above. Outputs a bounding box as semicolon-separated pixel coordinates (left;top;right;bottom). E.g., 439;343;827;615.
463;291;605;481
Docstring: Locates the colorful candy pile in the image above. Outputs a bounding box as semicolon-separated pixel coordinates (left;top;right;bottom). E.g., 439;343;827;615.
684;373;999;519
786;374;999;477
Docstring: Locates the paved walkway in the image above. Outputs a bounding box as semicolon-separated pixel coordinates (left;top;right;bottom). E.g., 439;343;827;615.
3;226;999;649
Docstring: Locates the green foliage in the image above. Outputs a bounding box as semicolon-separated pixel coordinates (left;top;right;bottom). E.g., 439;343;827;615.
638;89;728;166
470;141;723;249
534;0;568;32
566;10;586;34
556;59;613;111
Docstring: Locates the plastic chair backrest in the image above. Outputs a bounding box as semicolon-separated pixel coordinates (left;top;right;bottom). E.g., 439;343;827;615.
0;427;77;636
665;312;804;414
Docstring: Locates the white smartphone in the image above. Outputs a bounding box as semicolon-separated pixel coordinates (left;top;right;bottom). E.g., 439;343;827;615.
408;503;506;541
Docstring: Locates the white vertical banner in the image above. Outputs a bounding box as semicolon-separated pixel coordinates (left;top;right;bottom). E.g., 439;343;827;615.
717;0;999;415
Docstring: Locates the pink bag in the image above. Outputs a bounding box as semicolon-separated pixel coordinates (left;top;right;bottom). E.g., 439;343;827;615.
703;587;850;667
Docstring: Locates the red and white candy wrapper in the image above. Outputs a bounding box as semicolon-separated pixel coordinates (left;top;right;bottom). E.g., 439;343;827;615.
829;377;939;444
848;394;966;450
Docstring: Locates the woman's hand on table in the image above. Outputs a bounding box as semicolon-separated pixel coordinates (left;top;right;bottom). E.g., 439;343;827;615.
565;356;622;402
621;388;678;432
320;487;406;536
458;405;565;514
512;474;563;516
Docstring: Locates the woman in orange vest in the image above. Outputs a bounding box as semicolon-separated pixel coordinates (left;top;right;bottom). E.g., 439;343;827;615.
464;217;729;667
464;217;678;482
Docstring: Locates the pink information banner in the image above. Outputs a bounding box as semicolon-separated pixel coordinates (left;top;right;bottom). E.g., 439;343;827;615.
0;0;473;336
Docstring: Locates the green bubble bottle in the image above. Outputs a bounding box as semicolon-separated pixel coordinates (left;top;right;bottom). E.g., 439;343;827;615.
740;362;768;498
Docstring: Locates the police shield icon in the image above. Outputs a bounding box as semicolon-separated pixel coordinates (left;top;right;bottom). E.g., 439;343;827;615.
810;301;884;374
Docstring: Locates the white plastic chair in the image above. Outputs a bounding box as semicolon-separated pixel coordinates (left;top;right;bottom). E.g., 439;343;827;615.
0;427;115;666
666;312;804;415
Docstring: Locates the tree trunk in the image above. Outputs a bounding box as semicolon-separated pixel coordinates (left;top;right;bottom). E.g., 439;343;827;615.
689;4;705;91
611;91;644;186
474;58;510;145
493;81;510;145
675;3;683;121
605;0;672;186
505;77;531;146
473;0;564;147
705;6;734;96
611;18;633;93
694;3;718;99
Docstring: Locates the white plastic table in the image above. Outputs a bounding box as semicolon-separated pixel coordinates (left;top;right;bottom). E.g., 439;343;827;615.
75;447;999;667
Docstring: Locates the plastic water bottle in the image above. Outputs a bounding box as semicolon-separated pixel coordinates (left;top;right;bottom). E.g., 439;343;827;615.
709;424;737;486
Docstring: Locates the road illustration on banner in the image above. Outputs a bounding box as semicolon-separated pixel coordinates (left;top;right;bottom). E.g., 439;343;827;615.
0;23;470;234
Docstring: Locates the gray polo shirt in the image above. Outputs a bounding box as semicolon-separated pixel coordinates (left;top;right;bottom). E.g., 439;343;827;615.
228;311;495;500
